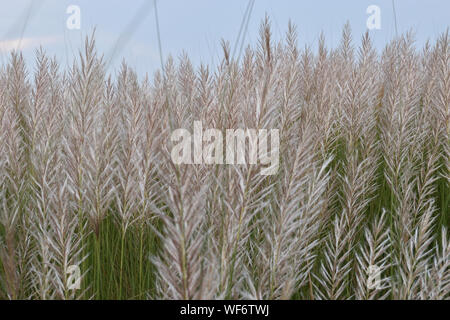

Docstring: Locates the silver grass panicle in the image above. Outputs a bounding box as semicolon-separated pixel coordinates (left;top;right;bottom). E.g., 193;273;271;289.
308;32;341;223
246;124;331;299
413;140;441;225
428;31;449;227
337;30;380;230
0;52;30;299
420;39;440;151
418;227;449;299
191;60;234;299
83;75;118;236
48;179;88;300
177;53;198;118
214;165;273;299
355;210;391;300
381;34;421;208
335;22;355;88
163;56;185;127
379;34;440;299
315;28;380;301
315;211;354;299
60;34;104;298
430;31;449;165
0;107;23;299
203;42;243;296
0;72;17;299
384;145;436;300
43;59;84;300
381;37;419;205
310;33;339;157
243;24;322;299
215;42;241;132
298;41;338;254
379;34;419;285
152;159;217;300
63;33;104;233
0;69;8;297
137;75;165;214
133;76;165;296
278;22;302;150
389;155;437;299
27;49;58;299
410;37;442;226
28;212;54;300
115;63;145;298
338;31;381;296
215;19;280;299
298;44;314;106
21;51;67;299
396;199;436;299
418;37;445;224
26;51;86;299
115;63;145;231
151;51;222;299
305;36;341;236
195;64;215;125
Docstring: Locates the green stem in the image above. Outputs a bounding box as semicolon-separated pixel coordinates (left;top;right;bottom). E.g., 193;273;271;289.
139;224;144;299
119;229;126;299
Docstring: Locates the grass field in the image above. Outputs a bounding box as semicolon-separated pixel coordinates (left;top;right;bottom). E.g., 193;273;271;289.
0;19;448;300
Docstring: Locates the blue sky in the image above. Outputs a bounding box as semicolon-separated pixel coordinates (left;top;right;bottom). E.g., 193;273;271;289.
0;0;448;77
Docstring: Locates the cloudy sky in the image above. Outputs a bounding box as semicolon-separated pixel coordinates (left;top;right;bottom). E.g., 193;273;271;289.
0;0;448;77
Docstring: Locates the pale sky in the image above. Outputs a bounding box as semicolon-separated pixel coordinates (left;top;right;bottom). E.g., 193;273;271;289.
0;0;448;77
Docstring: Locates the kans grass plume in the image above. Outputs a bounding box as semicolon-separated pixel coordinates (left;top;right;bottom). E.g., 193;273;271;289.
0;19;448;300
